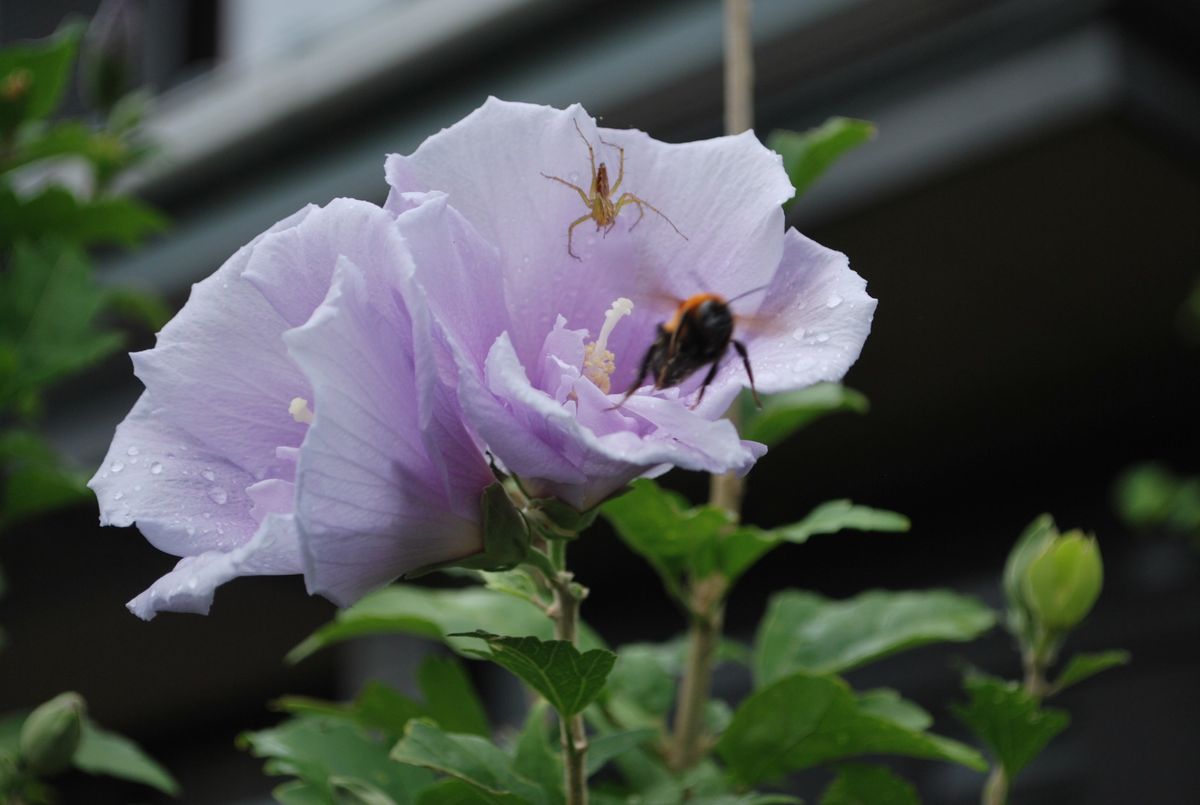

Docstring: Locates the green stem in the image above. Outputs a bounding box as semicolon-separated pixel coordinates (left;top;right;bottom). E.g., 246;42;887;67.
667;1;756;772
983;630;1055;804
668;575;726;770
548;539;588;805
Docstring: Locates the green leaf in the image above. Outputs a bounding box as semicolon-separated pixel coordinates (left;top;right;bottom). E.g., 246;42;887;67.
718;672;986;785
601;479;733;600
418;655;490;737
74;721;179;796
0;185;167;249
476;567;545;608
240;715;433;803
273;681;425;739
740;383;869;447
0;430;90;526
0;22;84;130
287;585;603;664
586;729;658;777
390;719;548;805
754;589;995;685
603;643;679;726
951;675;1069;778
603;481;909;601
768;118;876;207
1051;650;1130;694
819;763;920;805
454;631;615;718
273;780;329;805
0;241;125;411
773;500;910;545
511;702;564;805
855;689;932;732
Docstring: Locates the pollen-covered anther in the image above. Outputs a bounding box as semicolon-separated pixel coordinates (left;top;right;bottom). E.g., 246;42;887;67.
288;397;315;424
583;297;634;394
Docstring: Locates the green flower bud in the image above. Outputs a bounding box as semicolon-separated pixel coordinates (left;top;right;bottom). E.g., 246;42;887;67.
19;692;85;775
1023;530;1103;631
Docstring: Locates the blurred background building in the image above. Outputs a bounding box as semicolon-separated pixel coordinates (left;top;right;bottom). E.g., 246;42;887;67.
1;0;1198;802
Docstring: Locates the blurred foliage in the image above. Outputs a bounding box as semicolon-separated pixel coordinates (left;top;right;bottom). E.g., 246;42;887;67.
0;12;175;802
0;17;165;531
1115;463;1200;547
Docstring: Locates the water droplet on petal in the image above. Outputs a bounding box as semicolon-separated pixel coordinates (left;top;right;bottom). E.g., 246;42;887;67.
207;486;228;505
134;485;142;492
791;327;807;342
186;524;196;537
112;491;124;501
826;294;843;309
150;462;163;474
127;446;140;456
816;333;830;343
201;469;215;482
203;511;212;519
110;461;125;473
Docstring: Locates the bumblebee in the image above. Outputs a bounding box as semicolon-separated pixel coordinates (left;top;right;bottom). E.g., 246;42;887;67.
618;292;761;409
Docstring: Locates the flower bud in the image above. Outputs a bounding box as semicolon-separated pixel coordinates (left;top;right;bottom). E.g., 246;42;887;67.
19;692;85;775
1023;530;1103;631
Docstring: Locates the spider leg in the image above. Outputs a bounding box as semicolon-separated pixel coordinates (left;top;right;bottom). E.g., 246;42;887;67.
599;136;625;194
690;359;722;410
617;193;686;240
732;339;762;408
541;173;591;207
614;193;647;230
573;118;599;195
566;213;592;260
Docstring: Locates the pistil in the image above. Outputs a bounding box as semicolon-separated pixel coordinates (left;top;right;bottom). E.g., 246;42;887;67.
582;297;633;393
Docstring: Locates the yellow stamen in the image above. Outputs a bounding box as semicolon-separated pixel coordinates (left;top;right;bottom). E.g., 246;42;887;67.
583;297;633;394
288;397;315;424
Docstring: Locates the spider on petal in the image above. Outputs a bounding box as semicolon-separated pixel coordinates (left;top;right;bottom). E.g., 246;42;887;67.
541;119;687;260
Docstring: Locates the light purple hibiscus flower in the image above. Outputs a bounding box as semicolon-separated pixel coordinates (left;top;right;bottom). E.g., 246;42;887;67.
383;98;876;510
90;199;494;619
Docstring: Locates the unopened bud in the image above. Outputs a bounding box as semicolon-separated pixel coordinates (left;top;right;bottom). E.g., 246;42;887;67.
1023;530;1103;631
19;692;85;775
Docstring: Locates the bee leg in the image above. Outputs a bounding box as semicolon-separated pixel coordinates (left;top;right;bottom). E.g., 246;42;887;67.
690;360;722;410
732;339;762;408
609;345;656;410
